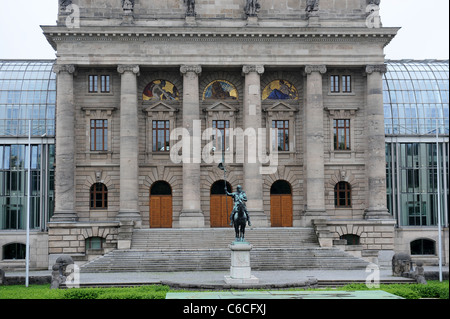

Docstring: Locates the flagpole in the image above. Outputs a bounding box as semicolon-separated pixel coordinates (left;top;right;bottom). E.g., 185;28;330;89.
436;121;442;282
25;120;31;287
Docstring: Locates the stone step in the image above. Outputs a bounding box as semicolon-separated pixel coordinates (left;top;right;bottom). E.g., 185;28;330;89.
131;227;319;250
81;248;369;273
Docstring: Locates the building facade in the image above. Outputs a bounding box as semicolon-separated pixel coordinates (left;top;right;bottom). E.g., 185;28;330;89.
0;0;448;270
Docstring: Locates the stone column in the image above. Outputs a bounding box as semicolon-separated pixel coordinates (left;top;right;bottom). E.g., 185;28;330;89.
179;65;204;227
51;64;77;222
304;65;327;225
117;65;141;222
242;65;268;227
365;64;391;219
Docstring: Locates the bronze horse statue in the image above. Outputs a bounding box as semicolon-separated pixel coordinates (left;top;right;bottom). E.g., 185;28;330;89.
233;200;248;242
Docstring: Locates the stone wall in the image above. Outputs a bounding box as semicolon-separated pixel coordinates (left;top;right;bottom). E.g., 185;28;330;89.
59;0;372;24
47;222;119;265
0;232;48;270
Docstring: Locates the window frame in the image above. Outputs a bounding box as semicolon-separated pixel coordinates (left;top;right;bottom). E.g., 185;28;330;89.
272;120;290;151
88;74;111;94
90;183;108;210
152;120;170;152
90;119;108;152
330;75;340;93
334;181;352;208
212;120;230;153
333;119;351;151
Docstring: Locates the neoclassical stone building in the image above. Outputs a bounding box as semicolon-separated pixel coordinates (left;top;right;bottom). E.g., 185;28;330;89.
39;0;407;266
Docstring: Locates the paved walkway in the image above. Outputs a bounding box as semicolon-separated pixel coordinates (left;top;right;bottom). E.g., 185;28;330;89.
7;267;448;289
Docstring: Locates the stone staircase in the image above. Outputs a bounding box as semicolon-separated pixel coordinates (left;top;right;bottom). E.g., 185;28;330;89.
80;228;369;273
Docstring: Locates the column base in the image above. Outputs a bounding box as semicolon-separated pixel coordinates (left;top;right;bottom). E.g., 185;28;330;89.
179;210;205;228
247;210;269;227
364;209;393;220
116;211;142;226
303;209;327;227
50;211;78;222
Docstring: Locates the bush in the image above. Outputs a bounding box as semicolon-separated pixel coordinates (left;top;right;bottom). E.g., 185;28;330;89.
341;281;449;299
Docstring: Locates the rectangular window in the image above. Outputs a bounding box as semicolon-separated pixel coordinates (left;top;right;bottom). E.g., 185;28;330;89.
90;120;108;151
152;120;170;152
89;75;110;93
342;75;352;93
88;75;98;93
330;75;340;93
272;120;289;151
212;120;230;152
100;75;110;93
334;119;351;150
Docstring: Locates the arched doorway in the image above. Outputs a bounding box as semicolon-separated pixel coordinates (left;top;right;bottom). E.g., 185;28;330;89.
210;180;233;228
270;180;293;227
149;181;172;228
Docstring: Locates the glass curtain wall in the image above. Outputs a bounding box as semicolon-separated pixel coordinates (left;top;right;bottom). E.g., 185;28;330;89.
384;60;449;227
0;61;56;231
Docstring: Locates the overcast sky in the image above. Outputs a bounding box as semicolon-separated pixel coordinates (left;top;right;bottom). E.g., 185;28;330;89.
0;0;448;60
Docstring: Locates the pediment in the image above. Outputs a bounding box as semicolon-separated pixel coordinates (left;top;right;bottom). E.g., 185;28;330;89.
144;101;178;114
264;101;297;113
204;101;238;113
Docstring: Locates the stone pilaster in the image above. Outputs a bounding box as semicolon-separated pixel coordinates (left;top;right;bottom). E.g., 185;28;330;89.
117;65;141;223
179;65;204;227
242;65;268;227
364;64;392;219
304;65;327;225
51;64;78;222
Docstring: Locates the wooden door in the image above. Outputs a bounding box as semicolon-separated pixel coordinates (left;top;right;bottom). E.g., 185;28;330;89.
150;195;172;228
270;194;293;227
210;195;233;227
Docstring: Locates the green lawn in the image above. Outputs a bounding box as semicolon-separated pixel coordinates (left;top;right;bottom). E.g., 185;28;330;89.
0;281;448;299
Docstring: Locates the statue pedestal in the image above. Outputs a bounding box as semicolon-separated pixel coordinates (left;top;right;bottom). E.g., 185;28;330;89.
224;242;259;284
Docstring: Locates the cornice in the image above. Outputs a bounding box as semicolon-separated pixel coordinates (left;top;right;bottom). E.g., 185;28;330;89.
42;26;399;48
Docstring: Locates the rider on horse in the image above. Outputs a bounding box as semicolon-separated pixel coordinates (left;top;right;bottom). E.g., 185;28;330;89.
226;185;251;227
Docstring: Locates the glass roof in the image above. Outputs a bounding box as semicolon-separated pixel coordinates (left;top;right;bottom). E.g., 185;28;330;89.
0;59;448;137
384;60;449;135
0;60;56;137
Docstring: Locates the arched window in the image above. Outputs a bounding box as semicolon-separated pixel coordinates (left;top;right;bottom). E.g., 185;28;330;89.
340;234;360;245
210;180;232;195
270;180;292;195
150;181;172;196
90;183;108;209
2;243;26;260
334;182;351;208
410;238;436;255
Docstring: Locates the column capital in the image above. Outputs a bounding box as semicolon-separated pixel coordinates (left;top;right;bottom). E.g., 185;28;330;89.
117;64;140;75
242;65;264;75
365;64;388;74
180;65;202;75
304;65;327;75
52;64;76;74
